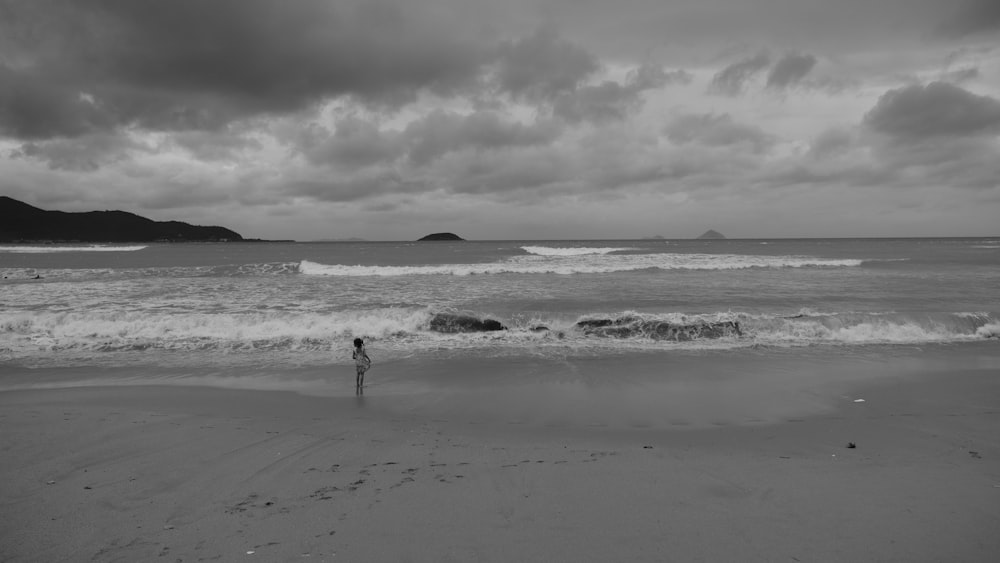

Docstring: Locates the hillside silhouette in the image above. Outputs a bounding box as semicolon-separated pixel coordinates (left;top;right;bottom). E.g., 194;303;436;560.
0;196;243;242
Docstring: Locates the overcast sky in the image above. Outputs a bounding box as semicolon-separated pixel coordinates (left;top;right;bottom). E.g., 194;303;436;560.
2;0;999;240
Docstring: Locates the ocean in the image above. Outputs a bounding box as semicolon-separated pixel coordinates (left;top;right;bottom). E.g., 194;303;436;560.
2;238;998;415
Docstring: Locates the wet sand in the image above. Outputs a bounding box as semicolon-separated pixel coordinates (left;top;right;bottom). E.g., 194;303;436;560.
1;355;999;562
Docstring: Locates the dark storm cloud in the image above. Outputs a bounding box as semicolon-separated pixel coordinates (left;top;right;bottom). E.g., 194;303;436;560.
448;149;571;195
630;65;693;90
937;0;1000;38
295;118;404;170
9;133;140;171
552;82;638;123
0;66;115;139
665;113;776;154
480;0;960;67
870;134;1000;190
940;67;979;85
766;53;817;89
0;0;492;139
553;64;691;123
403;110;562;166
170;130;264;162
760;160;895;191
293;111;562;170
859;82;1000;192
808;128;855;158
285;169;419;203
493;25;600;101
709;52;770;96
864;82;1000;139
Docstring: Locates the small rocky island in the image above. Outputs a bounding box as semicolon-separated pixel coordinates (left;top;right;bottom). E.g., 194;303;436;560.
697;229;726;239
0;196;244;242
417;232;465;241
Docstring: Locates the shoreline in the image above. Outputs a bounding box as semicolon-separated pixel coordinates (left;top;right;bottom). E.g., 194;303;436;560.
2;363;999;562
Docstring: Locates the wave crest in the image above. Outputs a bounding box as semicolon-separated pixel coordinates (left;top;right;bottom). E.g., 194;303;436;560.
0;245;148;253
520;246;633;256
5;309;995;358
300;253;863;277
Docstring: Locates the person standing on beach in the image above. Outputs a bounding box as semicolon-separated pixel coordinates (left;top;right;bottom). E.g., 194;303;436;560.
352;337;371;391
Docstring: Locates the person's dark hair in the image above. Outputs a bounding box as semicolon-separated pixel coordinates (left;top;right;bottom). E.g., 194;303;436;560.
353;338;363;347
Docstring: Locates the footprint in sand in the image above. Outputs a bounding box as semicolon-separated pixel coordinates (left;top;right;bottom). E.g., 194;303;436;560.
391;476;416;488
310;486;341;501
226;494;263;514
582;451;617;462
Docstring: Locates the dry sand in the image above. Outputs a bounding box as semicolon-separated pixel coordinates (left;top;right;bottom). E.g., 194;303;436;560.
1;364;999;562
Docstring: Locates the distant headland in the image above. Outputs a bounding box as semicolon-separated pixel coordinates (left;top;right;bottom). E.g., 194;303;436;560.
0;196;252;243
417;232;465;241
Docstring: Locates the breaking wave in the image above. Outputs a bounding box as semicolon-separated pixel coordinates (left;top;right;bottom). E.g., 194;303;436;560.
520;246;634;256
0;245;148;253
300;253;863;277
299;260;496;277
977;323;1000;338
3;309;996;359
8;254;864;281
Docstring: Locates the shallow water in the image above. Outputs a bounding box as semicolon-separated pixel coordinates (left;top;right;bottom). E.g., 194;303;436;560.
1;238;998;394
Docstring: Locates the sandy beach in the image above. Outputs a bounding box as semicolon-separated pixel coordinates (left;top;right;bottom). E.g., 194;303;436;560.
2;353;999;562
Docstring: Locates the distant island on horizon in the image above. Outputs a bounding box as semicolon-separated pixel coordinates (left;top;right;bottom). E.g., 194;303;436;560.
418;232;465;241
697;229;726;239
642;231;727;240
0;196;255;243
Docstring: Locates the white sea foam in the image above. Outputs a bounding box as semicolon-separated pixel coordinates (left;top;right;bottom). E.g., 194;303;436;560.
299;260;492;277
746;311;997;346
300;253;864;277
0;245;148;253
757;320;949;344
3;308;995;359
520;246;633;256
956;312;993;319
976;323;1000;338
0;308;434;353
